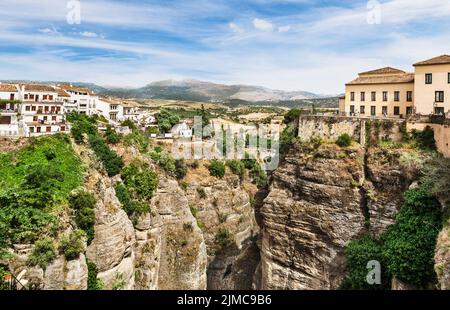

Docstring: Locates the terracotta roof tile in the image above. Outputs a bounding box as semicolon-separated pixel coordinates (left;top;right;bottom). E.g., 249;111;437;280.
58;84;95;95
22;84;57;92
413;55;450;66
359;67;406;75
346;73;414;85
0;84;19;92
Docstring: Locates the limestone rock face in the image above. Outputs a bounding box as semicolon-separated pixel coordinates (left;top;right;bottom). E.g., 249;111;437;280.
184;177;259;290
258;144;366;290
86;178;136;290
152;178;207;290
435;217;450;290
256;143;414;290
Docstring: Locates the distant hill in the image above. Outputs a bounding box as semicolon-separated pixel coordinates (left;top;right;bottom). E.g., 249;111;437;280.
1;79;339;108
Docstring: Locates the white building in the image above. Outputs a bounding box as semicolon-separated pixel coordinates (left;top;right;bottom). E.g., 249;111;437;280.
122;101;140;122
97;97;124;124
19;84;67;137
171;122;192;138
0;84;21;136
57;85;99;115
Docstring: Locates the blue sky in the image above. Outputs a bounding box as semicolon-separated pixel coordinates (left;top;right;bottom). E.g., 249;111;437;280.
1;0;450;93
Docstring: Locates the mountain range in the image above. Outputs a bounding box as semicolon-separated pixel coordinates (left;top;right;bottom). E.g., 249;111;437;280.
1;79;339;108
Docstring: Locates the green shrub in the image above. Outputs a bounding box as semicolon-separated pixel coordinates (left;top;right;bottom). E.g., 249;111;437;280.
112;273;126;290
105;126;120;145
208;160;225;178
123;130;149;152
156;109;180;133
410;126;437;151
226;160;245;180
180;181;188;191
89;135;124;177
0;266;9;290
336;133;352;147
115;183;148;217
58;230;85;261
121;161;159;201
341;236;390;290
87;260;104;290
175;159;188;179
28;238;56;269
215;228;233;247
284;109;302;124
381;189;442;286
149;150;176;173
280;124;296;153
69;191;96;244
121;119;137;130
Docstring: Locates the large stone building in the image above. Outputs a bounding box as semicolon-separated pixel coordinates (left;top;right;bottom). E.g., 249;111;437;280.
342;55;450;117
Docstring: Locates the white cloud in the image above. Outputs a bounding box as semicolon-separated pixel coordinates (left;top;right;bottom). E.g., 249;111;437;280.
253;18;273;31
38;27;58;35
229;22;243;33
79;31;99;38
278;25;291;33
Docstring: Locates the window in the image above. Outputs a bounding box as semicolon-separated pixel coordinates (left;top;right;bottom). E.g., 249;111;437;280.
435;107;445;115
10;93;15;100
371;92;376;101
43;95;48;100
33;116;38;122
371;106;376;116
43;116;48;121
350;105;355;114
46;127;51;132
407;91;413;102
360;92;365;101
37;127;41;133
382;106;388;115
448;73;450;84
29;94;35;100
435;91;444;102
360;105;365;114
61;126;66;132
24;94;29;100
406;107;413;115
350;92;355;101
31;106;36;111
394;107;400;116
49;95;53;101
25;106;31;111
425;73;432;84
52;116;56;121
394;91;400;102
382;91;388;102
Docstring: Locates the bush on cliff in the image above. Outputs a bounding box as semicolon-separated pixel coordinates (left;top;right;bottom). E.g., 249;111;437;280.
69;191;96;244
336;133;352;147
209;160;225;178
27;238;56;269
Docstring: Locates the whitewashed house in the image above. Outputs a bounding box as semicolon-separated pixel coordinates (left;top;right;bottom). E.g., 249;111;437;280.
0;84;21;136
171;122;192;138
19;84;67;137
122;101;140;122
57;84;99;115
97;97;124;124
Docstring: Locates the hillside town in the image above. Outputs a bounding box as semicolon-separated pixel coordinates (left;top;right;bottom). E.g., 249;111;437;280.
0;83;159;138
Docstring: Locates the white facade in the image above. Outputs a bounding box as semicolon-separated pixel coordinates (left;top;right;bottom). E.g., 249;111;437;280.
0;84;21;136
171;122;192;138
57;85;99;115
97;98;124;123
19;85;67;137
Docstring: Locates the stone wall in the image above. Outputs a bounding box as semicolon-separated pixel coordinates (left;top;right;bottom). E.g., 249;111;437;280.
299;116;449;157
297;116;403;145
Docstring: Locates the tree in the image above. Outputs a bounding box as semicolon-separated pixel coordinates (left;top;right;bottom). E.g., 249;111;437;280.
175;159;188;179
336;133;352;147
156;109;180;133
209;160;225;178
105;126;120;144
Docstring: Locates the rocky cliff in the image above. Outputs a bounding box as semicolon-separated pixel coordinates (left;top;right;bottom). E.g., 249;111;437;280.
255;141;420;290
